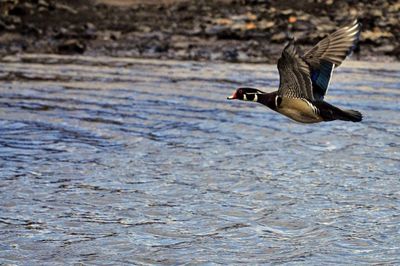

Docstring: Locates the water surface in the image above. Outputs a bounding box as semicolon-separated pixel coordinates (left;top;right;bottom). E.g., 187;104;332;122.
0;54;399;264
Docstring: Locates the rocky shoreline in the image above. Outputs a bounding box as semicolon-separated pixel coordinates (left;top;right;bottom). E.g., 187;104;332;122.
1;0;399;63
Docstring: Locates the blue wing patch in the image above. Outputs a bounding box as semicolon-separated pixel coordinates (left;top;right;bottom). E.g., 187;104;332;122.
311;60;334;100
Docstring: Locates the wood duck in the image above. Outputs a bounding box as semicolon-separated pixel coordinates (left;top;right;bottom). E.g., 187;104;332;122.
227;20;362;123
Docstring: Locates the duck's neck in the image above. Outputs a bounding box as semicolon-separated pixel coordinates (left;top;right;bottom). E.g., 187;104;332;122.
257;91;278;110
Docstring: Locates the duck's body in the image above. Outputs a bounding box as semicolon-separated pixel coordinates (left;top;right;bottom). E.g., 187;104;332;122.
228;20;363;123
249;92;361;123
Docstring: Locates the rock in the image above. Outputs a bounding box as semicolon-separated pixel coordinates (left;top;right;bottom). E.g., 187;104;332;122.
206;25;239;40
280;9;294;15
292;20;313;31
362;29;394;42
189;48;210;60
138;25;151;33
0;0;18;16
388;2;400;12
54;27;69;39
315;23;335;33
6;15;21;25
58;39;86;54
369;9;382;17
154;43;169;53
54;3;78;14
271;32;286;43
258;20;274;30
38;0;49;8
222;48;238;62
0;20;6;31
245;22;256;30
83;22;97;39
23;23;42;36
213;18;233;26
84;22;96;31
385;45;400;59
372;44;395;53
110;31;121;41
237;51;249;62
9;3;31;16
0;20;15;31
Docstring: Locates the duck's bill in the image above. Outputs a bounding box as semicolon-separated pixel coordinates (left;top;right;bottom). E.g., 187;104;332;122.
227;93;237;100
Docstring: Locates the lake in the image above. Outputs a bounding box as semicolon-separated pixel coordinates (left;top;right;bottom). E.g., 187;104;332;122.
0;54;399;264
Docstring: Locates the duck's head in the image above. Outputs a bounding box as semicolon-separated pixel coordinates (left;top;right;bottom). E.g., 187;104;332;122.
227;87;263;101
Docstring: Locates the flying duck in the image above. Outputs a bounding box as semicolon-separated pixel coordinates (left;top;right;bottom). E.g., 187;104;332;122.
227;20;362;123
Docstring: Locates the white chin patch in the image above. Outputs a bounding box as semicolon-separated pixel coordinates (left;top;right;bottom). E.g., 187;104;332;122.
243;94;247;101
253;94;258;102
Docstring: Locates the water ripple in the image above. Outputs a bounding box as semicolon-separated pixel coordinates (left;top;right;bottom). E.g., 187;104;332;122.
0;54;399;264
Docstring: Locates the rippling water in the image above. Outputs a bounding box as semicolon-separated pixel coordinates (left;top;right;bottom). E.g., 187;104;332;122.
0;54;399;264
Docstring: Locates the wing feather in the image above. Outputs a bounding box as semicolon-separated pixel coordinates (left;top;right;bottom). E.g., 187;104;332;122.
304;20;361;100
277;41;314;100
303;20;361;68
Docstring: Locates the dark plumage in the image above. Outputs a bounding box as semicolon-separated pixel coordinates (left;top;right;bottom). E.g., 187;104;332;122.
227;20;362;123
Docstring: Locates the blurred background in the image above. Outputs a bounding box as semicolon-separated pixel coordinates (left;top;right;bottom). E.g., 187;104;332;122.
1;0;399;62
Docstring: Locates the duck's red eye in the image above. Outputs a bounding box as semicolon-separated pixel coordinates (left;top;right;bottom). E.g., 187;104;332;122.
238;89;243;94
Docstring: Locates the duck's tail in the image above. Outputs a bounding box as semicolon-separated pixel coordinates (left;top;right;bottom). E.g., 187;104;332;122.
339;109;363;122
317;101;363;122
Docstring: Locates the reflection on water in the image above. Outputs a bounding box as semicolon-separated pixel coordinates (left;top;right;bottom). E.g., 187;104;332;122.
0;54;399;264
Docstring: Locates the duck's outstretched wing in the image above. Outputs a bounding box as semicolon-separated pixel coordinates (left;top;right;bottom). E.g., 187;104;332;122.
277;41;314;100
303;20;361;100
303;20;361;68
